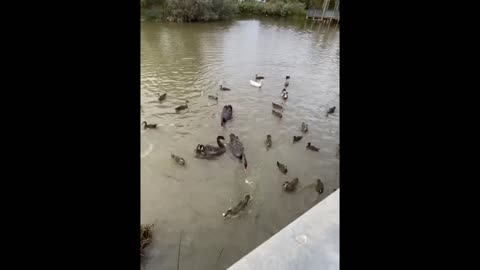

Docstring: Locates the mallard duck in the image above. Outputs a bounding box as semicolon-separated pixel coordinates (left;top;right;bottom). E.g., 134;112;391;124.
301;122;308;133
315;178;324;194
284;80;289;88
208;95;218;101
255;74;265;80
293;136;303;142
195;136;226;158
219;85;231;91
272;102;283;110
306;142;319;152
221;105;233;127
171;154;186;165
222;194;251;218
272;109;283;118
250;80;262;88
142;121;157;129
276;161;288;174
281;89;288;100
327;106;336;115
283;178;299;192
265;134;272;150
175;100;189;112
156;92;167;101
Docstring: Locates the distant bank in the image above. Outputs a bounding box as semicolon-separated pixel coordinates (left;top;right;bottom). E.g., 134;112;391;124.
141;0;307;22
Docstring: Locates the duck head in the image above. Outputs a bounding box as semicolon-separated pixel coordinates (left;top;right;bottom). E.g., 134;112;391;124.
222;209;232;217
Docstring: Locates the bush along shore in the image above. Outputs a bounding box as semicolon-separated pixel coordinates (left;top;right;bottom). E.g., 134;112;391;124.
141;0;308;22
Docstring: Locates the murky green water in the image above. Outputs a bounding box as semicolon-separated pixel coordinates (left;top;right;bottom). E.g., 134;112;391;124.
141;18;339;269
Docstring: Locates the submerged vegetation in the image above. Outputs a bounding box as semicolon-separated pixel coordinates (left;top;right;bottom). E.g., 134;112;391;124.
140;224;153;257
141;0;312;22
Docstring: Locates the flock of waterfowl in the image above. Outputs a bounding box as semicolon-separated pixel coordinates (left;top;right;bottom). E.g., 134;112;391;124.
142;74;338;222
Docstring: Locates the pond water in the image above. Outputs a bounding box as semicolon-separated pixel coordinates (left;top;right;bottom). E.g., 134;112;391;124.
141;18;339;269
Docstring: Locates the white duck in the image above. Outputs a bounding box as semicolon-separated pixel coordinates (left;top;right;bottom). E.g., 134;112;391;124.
250;79;262;88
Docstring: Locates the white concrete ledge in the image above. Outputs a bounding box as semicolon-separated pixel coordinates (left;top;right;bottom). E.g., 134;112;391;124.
228;190;339;270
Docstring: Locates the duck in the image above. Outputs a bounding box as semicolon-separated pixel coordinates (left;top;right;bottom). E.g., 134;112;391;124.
272;109;283;118
142;121;157;129
286;75;290;80
265;134;272;150
171;154;186;166
250;80;262;88
315;178;324;194
195;136;226;158
276;161;288;174
222;194;251;218
284;81;289;88
293;136;303;142
301;122;308;133
228;133;248;170
255;74;265;80
272;102;283;110
281;89;288;100
208;95;218;101
221;105;233;127
306;142;319;152
175;100;189;112
219;85;231;91
283;178;299;192
156;92;167;101
326;106;336;117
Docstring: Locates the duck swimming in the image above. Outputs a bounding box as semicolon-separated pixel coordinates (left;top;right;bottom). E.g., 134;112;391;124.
272;109;283;118
276;161;288;174
301;122;308;133
175;100;189;112
326;106;336;117
228;133;248;170
222;194;251;218
156;92;167;101
208;95;218;101
219;85;231;91
265;134;272;150
293;136;303;142
221;105;233;127
281;89;288;100
272;102;283;110
316;178;324;194
255;74;265;80
250;80;262;88
283;178;299;192
142;121;157;129
306;142;319;152
195;136;226;158
171;154;186;166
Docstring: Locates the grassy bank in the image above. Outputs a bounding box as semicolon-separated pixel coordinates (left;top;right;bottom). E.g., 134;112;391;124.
141;0;307;22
